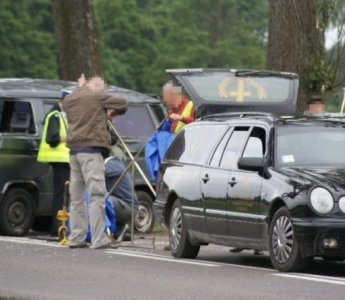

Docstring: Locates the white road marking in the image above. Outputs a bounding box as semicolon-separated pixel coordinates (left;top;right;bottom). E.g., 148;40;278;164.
0;236;61;248
105;249;220;267
105;249;271;271
274;273;345;286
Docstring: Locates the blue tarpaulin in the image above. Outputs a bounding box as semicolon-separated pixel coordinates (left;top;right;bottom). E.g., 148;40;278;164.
145;119;175;182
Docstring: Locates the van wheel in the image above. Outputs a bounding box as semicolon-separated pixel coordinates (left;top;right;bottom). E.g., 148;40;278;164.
269;207;312;272
0;188;34;236
169;199;200;258
134;191;155;233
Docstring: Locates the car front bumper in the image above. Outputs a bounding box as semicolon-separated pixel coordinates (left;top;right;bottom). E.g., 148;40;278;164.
293;218;345;259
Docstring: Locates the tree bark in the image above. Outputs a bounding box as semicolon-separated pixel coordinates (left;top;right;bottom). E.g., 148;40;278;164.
267;0;324;113
51;0;102;81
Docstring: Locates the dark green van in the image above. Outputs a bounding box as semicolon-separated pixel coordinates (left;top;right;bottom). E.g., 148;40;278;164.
0;79;166;236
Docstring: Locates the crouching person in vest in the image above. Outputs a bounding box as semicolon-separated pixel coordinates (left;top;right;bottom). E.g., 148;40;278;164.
104;155;139;242
38;90;70;236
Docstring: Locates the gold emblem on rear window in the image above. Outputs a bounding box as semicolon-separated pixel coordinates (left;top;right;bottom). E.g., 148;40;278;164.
218;78;267;102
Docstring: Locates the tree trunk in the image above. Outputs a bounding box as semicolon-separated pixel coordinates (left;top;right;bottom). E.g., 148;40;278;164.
51;0;102;81
267;0;325;113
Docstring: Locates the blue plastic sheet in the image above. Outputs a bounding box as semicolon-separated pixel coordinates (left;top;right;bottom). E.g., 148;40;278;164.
145;119;176;182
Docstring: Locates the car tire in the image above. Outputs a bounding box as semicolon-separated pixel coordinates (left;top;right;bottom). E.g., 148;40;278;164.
169;199;200;259
0;188;34;236
269;207;312;272
134;190;155;233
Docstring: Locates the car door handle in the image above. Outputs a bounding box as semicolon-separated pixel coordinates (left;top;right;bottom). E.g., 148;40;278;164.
228;177;237;187
201;174;210;183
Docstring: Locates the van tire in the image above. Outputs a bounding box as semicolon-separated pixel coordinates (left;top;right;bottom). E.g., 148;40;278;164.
0;188;34;236
134;190;155;233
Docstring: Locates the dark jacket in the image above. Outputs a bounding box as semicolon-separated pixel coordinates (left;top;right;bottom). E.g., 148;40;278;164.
45;104;63;147
62;86;127;149
105;156;139;208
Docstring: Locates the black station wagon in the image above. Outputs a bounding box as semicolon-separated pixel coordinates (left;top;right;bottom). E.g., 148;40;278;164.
154;69;345;272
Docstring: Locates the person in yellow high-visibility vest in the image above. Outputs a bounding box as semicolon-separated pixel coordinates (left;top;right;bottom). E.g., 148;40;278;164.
163;81;195;134
37;90;70;236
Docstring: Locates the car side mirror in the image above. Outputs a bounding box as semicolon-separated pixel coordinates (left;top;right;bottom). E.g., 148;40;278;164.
238;157;271;178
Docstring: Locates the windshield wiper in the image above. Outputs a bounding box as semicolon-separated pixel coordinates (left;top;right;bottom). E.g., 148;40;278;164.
235;70;297;79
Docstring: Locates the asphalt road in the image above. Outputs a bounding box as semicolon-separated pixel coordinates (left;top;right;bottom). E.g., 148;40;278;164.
0;233;345;300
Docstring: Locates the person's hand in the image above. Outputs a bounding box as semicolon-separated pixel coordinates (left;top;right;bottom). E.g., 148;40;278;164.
107;109;118;119
78;73;86;87
169;113;183;121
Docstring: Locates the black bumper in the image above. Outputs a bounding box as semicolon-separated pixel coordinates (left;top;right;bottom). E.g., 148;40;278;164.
293;218;345;258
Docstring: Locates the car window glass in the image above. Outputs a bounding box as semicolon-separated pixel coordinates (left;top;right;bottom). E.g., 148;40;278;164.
276;125;345;166
183;72;292;103
0;100;36;134
112;105;155;137
242;127;266;158
165;124;228;164
209;127;233;167
219;127;249;169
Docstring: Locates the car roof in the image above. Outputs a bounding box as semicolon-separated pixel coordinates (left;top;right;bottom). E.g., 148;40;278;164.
0;78;76;99
0;78;161;104
193;112;345;128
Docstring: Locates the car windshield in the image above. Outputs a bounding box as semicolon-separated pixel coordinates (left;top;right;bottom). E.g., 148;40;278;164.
276;125;345;167
181;71;293;103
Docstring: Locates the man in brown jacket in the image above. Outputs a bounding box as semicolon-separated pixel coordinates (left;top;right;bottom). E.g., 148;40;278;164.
63;74;128;249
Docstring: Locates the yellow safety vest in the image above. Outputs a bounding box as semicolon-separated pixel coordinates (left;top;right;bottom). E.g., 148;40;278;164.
37;110;69;163
174;101;194;134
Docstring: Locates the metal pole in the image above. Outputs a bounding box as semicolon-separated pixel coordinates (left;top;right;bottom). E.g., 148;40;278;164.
107;120;156;196
105;142;146;200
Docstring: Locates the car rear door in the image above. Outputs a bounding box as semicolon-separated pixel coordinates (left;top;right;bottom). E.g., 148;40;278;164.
219;126;265;242
200;127;233;241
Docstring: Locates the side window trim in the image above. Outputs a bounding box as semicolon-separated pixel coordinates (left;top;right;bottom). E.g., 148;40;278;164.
217;126;251;170
241;126;267;159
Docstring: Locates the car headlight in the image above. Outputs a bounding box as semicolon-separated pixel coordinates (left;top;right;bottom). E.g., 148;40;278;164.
338;196;345;213
310;187;334;214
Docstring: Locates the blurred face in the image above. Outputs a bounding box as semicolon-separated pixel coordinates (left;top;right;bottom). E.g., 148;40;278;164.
163;86;182;108
87;76;105;92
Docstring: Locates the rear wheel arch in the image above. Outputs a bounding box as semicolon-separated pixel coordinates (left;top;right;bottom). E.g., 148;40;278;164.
164;192;178;225
2;182;38;211
267;198;286;230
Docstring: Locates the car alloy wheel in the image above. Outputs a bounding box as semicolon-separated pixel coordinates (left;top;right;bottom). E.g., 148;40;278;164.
169;204;182;251
271;215;293;264
269;207;312;272
168;199;200;259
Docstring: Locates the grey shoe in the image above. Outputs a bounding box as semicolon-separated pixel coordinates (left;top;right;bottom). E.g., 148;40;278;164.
94;242;120;250
69;242;90;249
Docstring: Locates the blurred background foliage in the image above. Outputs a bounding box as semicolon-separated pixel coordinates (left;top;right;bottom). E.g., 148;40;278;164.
0;0;344;111
0;0;267;94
